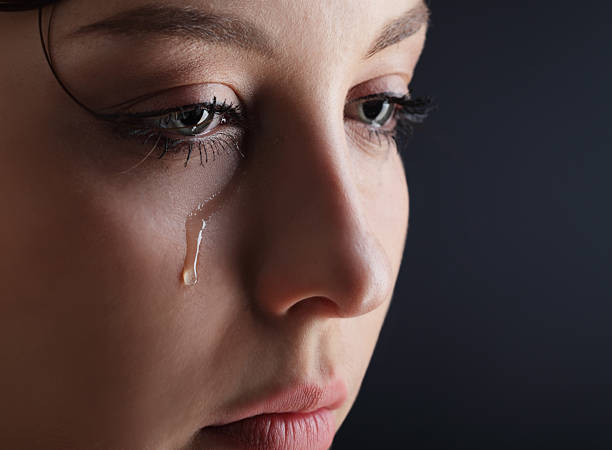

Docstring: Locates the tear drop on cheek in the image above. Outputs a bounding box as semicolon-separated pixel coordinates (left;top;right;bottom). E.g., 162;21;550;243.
180;166;244;287
182;215;207;286
181;195;218;287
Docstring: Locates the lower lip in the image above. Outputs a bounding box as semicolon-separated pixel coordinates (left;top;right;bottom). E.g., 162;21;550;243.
202;408;336;450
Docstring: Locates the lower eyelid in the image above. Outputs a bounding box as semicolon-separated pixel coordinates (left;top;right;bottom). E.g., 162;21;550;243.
344;105;399;132
161;128;246;166
343;118;399;152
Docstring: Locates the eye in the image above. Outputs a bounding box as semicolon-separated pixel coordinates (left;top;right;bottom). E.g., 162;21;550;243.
358;99;395;127
155;101;232;136
342;91;435;153
162;108;209;134
101;94;246;167
109;97;243;144
345;97;397;129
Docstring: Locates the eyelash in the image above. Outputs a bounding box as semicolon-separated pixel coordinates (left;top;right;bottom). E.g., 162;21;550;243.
102;93;433;166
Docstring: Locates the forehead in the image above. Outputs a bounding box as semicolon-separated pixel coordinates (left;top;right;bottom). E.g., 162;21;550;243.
48;0;427;109
56;0;426;57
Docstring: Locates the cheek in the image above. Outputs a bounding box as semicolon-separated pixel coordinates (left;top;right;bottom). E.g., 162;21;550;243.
0;101;245;443
363;151;410;271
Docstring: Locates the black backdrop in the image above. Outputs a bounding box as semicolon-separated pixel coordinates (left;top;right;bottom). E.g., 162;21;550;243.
334;1;612;449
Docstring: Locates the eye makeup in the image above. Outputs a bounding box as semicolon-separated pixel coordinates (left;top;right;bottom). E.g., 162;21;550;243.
100;97;246;167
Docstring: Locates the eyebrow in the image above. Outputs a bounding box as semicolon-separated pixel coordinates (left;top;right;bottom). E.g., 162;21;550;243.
70;5;275;56
366;2;430;58
69;3;430;59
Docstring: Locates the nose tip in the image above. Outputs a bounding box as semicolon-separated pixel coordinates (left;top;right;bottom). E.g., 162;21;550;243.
330;230;394;318
251;206;395;319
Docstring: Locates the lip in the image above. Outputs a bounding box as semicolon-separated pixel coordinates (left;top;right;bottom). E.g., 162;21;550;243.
200;379;347;450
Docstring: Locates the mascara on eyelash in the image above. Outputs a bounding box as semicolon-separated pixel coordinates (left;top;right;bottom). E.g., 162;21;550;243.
389;95;435;147
353;92;435;116
98;97;243;122
396;96;435;124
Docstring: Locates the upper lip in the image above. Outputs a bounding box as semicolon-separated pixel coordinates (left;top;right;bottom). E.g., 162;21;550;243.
206;378;348;427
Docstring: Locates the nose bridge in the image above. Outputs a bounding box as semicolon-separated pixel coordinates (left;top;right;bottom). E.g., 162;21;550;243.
245;91;393;319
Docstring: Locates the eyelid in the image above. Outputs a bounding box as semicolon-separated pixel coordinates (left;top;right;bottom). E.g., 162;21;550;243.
96;81;241;114
103;103;213;120
347;74;410;100
109;106;235;136
346;91;409;107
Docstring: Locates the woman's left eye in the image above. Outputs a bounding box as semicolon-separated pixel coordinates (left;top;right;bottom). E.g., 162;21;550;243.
358;99;395;127
345;97;397;128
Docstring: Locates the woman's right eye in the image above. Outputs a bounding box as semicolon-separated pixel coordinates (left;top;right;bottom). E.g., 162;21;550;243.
124;97;242;138
102;96;246;166
159;107;219;136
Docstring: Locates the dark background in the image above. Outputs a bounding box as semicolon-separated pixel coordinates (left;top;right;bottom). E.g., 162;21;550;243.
335;1;612;449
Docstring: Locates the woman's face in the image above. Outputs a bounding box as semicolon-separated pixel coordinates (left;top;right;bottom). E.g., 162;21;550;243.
0;0;427;448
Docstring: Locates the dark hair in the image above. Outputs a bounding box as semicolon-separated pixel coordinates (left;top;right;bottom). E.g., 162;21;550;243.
0;1;58;11
1;0;95;115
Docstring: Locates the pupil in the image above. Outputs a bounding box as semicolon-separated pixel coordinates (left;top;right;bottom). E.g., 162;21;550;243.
179;109;206;127
362;100;384;121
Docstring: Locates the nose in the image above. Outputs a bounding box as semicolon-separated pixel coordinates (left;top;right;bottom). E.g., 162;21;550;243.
243;96;396;319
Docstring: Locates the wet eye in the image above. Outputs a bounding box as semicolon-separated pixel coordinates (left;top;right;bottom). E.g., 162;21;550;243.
160;107;222;136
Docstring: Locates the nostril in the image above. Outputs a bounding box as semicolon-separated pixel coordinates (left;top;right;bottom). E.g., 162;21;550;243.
286;296;341;318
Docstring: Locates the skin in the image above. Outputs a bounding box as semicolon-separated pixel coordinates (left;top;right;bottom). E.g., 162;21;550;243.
0;0;427;449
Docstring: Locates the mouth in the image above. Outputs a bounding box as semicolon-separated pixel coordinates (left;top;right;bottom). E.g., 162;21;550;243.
198;379;347;450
